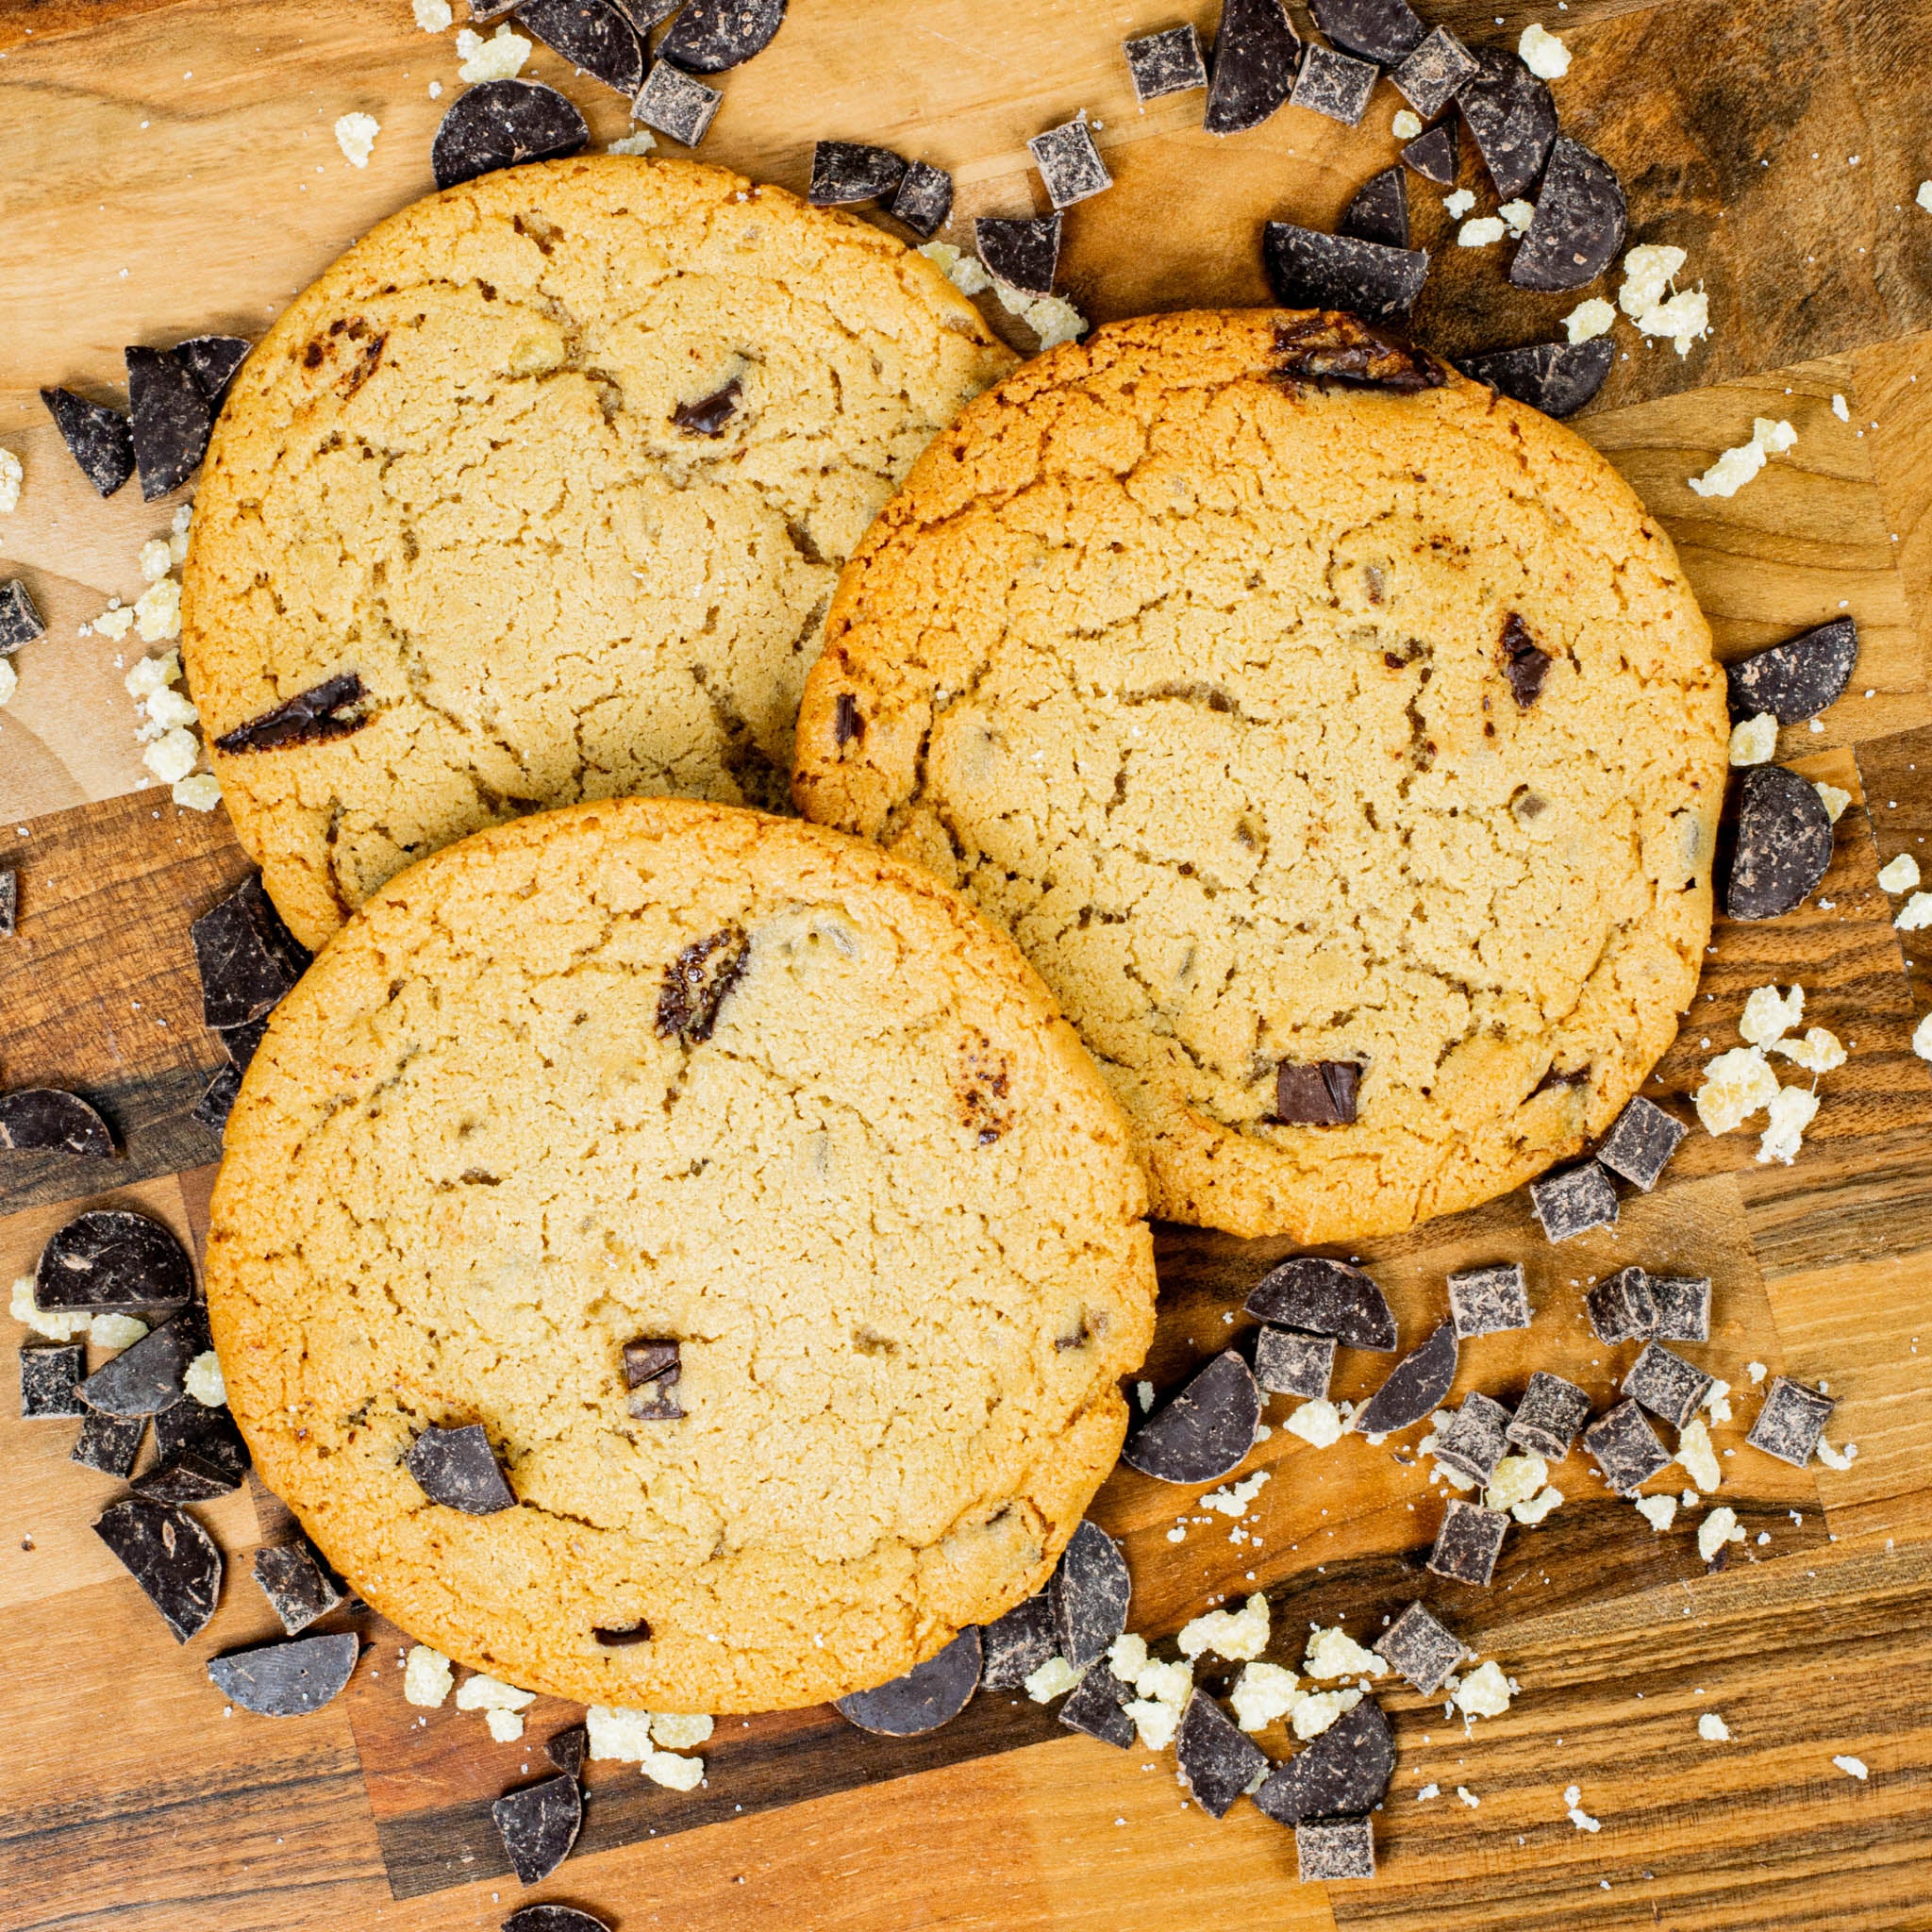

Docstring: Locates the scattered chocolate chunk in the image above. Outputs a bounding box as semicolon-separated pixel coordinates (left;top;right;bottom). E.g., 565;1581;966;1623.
515;0;645;95
1747;1375;1836;1468
1458;48;1557;201
1123;1349;1261;1483
889;159;953;238
1273;312;1444;391
1175;1689;1271;1817
1271;1058;1359;1124
1254;1695;1394;1823
1401;120;1459;184
980;1588;1057;1690
0;578;46;653
125;345;213;501
1649;1275;1712;1344
658;924;750;1042
546;1722;589;1778
1245;1257;1397;1351
93;1496;223;1642
1058;1668;1137;1747
1510;136;1626;291
671;378;742;437
1029;117;1113;209
253;1540;346;1636
1582;1398;1672;1494
1124;24;1208;101
1446;1262;1531;1339
37;1209;195;1314
658;0;786;71
591;1621;652;1646
0;1089;116;1159
1262;224;1430;324
503;1909;610;1932
1391;25;1479;119
219;1015;269;1074
1204;0;1302;136
1499;612;1551;708
1374;1602;1466;1696
1460;338;1613;419
208;1632;359;1717
1426;1497;1508;1586
1353;1320;1457;1435
1291;43;1377;125
492;1772;584;1885
1595;1096;1689;1192
1726;617;1859;724
1340;166;1408;250
215;671;371;755
975;214;1061;296
808;141;908;207
631;60;722;146
72;1405;146;1477
20;1341;86;1420
0;870;14;938
1431;1391;1512;1485
1623;1342;1714;1431
623;1338;680;1387
1506;1371;1591;1462
1050;1518;1132;1669
433;79;590;190
1586;1264;1657;1344
77;1307;208;1418
1529;1159;1618;1242
193;1065;242;1138
1256;1326;1337;1399
1295;1815;1375;1881
134;1451;240;1504
154;1398;251;1484
1310;0;1424;61
175;334;252;407
404;1423;518;1514
1727;765;1835;920
191;874;311;1030
40;387;136;497
835;1626;982;1736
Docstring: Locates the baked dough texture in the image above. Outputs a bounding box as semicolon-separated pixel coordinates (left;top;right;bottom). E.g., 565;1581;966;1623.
205;797;1154;1711
182;156;1015;951
793;311;1729;1241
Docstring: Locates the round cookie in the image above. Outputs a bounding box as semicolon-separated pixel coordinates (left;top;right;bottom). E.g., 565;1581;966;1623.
205;797;1155;1712
793;311;1729;1241
182;155;1015;952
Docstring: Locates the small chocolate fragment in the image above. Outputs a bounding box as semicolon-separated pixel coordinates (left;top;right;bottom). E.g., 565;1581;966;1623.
1506;1371;1591;1462
1595;1096;1689;1192
808;141;907;207
546;1722;589;1778
492;1772;584;1885
193;1065;242;1138
219;1015;269;1074
191;874;311;1030
1374;1602;1466;1696
889;160;953;239
658;0;786;72
1747;1375;1836;1468
125;345;213;500
1401;120;1459;184
835;1626;982;1736
1296;1815;1375;1881
1309;0;1424;62
1340;166;1408;250
1446;1262;1530;1339
980;1589;1057;1690
40;387;136;497
1271;1058;1359;1125
833;692;865;749
36;1209;195;1314
1726;617;1859;724
1426;1497;1508;1586
1029;117;1113;209
1623;1342;1714;1431
214;670;370;754
1124;24;1208;102
94;1496;224;1642
1586;1264;1656;1344
1727;765;1835;920
405;1423;518;1514
1458;47;1557;201
72;1405;146;1477
1649;1275;1712;1344
514;0;645;95
975;215;1061;297
175;334;252;407
154;1398;251;1484
631;60;722;146
0;1089;116;1159
1391;25;1479;119
1245;1257;1397;1351
253;1540;346;1636
0;578;46;653
1460;338;1613;420
1204;0;1302;136
1175;1690;1270;1818
1353;1320;1457;1435
1122;1350;1261;1483
1500;612;1551;708
592;1621;653;1646
1255;1326;1336;1399
0;869;14;937
133;1451;237;1504
1262;224;1430;324
20;1342;86;1419
671;379;742;437
658;924;749;1041
1058;1665;1136;1746
623;1338;680;1387
1582;1398;1672;1494
1529;1159;1618;1243
1050;1518;1132;1669
503;1909;611;1932
432;79;590;191
208;1632;359;1717
1509;136;1626;291
1431;1391;1512;1486
1254;1695;1394;1823
77;1307;208;1419
1291;43;1378;125
1272;313;1444;391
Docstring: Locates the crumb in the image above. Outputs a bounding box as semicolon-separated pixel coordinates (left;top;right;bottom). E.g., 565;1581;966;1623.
1757;1085;1820;1165
1443;188;1477;219
1747;1361;1768;1384
1201;1470;1270;1518
1416;1781;1441;1800
1699;1712;1732;1740
1817;1439;1858;1472
0;448;24;515
174;773;223;811
1457;1784;1480;1807
334;112;379;169
1391;108;1424;139
1678;1417;1723;1492
639;1746;704;1790
1834;1754;1869;1779
1914;1010;1932;1061
649;1712;713;1750
413;0;452;28
142;727;200;786
485;1707;525;1743
1229;1660;1303;1733
1303;1625;1384;1681
1518;22;1571;76
1729;713;1778;765
1773;1026;1845;1074
403;1644;453;1708
1689;418;1795;498
1180;1592;1272;1663
1695;1045;1778;1134
1635;1492;1677;1532
1498;198;1536;236
608;131;657;156
1458;216;1508;247
1453;1660;1514;1720
183;1350;225;1407
1563;296;1615;342
1512;1485;1564;1524
133;576;181;642
1878;854;1922;894
1024;1656;1084;1703
1485;1452;1548;1514
1697;1506;1745;1562
917;240;991;297
457;23;531;82
1291;1687;1362;1740
1815;781;1852;822
1285;1397;1345;1447
455;1674;535;1714
1896;891;1932;932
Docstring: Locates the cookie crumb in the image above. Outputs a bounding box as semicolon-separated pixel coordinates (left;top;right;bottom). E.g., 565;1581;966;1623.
334;112;379;168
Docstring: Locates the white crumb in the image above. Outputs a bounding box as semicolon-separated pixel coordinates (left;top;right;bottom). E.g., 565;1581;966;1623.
1024;1655;1084;1703
1518;22;1571;76
1695;1045;1778;1134
485;1707;525;1743
608;132;657;155
1303;1625;1384;1681
1896;891;1932;931
1563;296;1615;342
640;1747;704;1790
1832;392;1850;422
1740;983;1805;1045
1728;713;1778;765
140;537;173;582
1697;1505;1745;1562
456;1674;535;1713
1699;1712;1732;1741
917;241;992;297
1458;216;1508;247
1179;1592;1271;1663
1817;1439;1858;1472
1747;1361;1768;1384
1689;418;1795;498
88;1313;149;1350
412;0;452;27
1416;1781;1441;1801
1678;1417;1723;1492
1442;188;1477;219
334;112;379;169
1201;1470;1270;1518
142;728;200;786
1453;1660;1514;1721
1814;780;1852;823
1285;1397;1344;1447
1135;1379;1155;1413
0;658;15;707
1291;1688;1362;1740
1620;243;1687;317
1108;1633;1149;1683
1919;182;1932;215
403;1645;453;1708
1229;1661;1303;1733
1024;293;1089;350
174;773;223;811
1498;198;1536;236
587;1706;658;1759
1757;1085;1820;1165
1773;1026;1845;1074
1915;1010;1932;1062
1834;1755;1868;1779
133;576;181;641
183;1350;226;1407
649;1712;713;1750
1391;109;1423;139
1124;1696;1183;1752
1878;854;1922;894
1703;1378;1733;1425
1512;1486;1564;1524
1457;1785;1480;1807
457;24;530;82
1485;1452;1548;1513
1635;1493;1678;1532
0;447;21;514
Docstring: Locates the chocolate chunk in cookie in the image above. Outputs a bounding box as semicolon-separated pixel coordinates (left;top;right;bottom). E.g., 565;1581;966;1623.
1340;166;1409;250
1425;1497;1508;1585
657;924;750;1041
0;1088;115;1159
1309;0;1424;62
658;0;786;73
1050;1518;1131;1669
1725;617;1858;724
1271;313;1443;391
492;1773;584;1884
1291;43;1378;125
1500;613;1552;707
192;874;312;1029
1244;1257;1397;1350
1263;224;1430;323
624;1338;681;1387
1727;765;1835;920
1124;24;1208;101
214;671;370;754
36;1209;194;1313
671;379;742;437
126;346;215;500
405;1422;518;1514
1204;0;1302;135
889;159;953;239
1582;1397;1671;1493
208;1632;360;1716
41;386;136;497
1458;48;1557;201
835;1625;982;1735
94;1495;224;1642
1509;137;1626;291
1391;25;1479;119
1122;1349;1260;1483
1506;1370;1591;1461
1176;1690;1269;1817
433;79;590;191
1254;1694;1393;1821
515;0;645;96
1460;338;1613;419
808;141;908;207
1271;1058;1360;1124
975;215;1061;296
1352;1320;1457;1434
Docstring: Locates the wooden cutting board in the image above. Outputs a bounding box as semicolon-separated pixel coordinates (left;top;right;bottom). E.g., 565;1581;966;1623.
5;1;1932;1928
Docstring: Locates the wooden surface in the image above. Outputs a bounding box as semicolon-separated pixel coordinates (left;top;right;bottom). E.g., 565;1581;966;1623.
5;1;1932;1928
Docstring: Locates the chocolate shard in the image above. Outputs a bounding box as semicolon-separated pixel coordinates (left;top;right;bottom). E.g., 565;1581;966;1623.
514;0;645;95
0;1088;116;1159
1353;1320;1457;1434
1122;1350;1261;1484
889;159;953;239
1391;25;1479;121
492;1772;584;1885
980;1589;1057;1690
1176;1690;1270;1817
808;141;908;207
1272;313;1441;392
1426;1497;1509;1586
657;923;750;1042
1029;117;1113;210
175;334;253;407
1582;1397;1672;1494
1340;166;1408;250
432;79;590;191
191;874;311;1029
405;1423;518;1513
1401;120;1459;185
657;0;786;72
1458;47;1558;201
1430;1391;1512;1486
503;1909;611;1932
1460;338;1613;419
1263;225;1431;324
72;1405;147;1477
133;1449;242;1504
1747;1374;1836;1467
1308;0;1425;63
1649;1274;1712;1344
1255;1326;1336;1399
1050;1518;1132;1670
835;1626;982;1736
36;1209;195;1313
1271;1058;1360;1124
77;1307;209;1419
1594;1095;1689;1191
1727;765;1835;920
631;60;722;146
1623;1341;1714;1431
671;379;742;437
1291;43;1378;126
1510;136;1626;291
623;1338;680;1387
94;1495;224;1642
41;387;136;497
20;1341;87;1419
154;1398;251;1484
1374;1602;1466;1696
1445;1262;1530;1339
0;869;14;937
1204;0;1302;136
1244;1257;1397;1351
1296;1815;1375;1881
1253;1694;1394;1823
975;214;1061;297
193;1065;242;1138
219;1015;270;1074
1124;24;1208;102
214;669;371;755
1726;617;1859;724
208;1632;359;1717
1057;1667;1136;1748
1506;1370;1591;1461
125;345;214;500
253;1539;347;1636
1529;1159;1618;1243
0;578;47;654
1500;612;1552;708
546;1722;590;1777
591;1621;653;1646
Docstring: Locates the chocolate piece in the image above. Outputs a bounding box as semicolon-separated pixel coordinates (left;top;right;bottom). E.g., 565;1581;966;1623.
208;1632;359;1716
0;578;46;653
1295;1815;1375;1881
253;1540;346;1636
1595;1096;1689;1191
631;60;722;146
40;387;136;497
1029;118;1113;210
1291;43;1377;125
193;1065;242;1138
591;1621;653;1646
125;345;213;500
214;669;371;755
808;141;908;207
623;1338;680;1387
1510;136;1626;291
1340;166;1408;250
77;1307;208;1418
492;1773;584;1885
975;215;1061;297
20;1342;86;1419
1426;1497;1508;1586
1586;1264;1656;1344
1529;1159;1618;1242
980;1589;1057;1690
515;0;645;95
1272;1058;1359;1124
835;1626;982;1735
219;1016;269;1074
1057;1666;1136;1748
175;334;252;407
503;1910;610;1932
658;923;749;1042
658;0;785;72
1401;121;1459;185
1374;1602;1466;1696
1353;1320;1457;1435
1458;47;1557;201
1204;0;1301;136
1122;1349;1260;1483
1274;312;1445;390
1582;1398;1672;1494
1726;618;1859;724
404;1423;518;1513
1623;1342;1714;1431
671;379;742;437
0;1089;115;1159
1727;765;1835;920
1256;1326;1336;1399
0;869;14;937
1649;1275;1712;1344
1124;24;1208;102
1431;1391;1512;1485
1460;338;1613;419
1500;612;1551;708
1747;1375;1836;1468
1174;1690;1269;1817
1309;0;1424;63
93;1496;223;1642
134;1451;240;1504
191;874;311;1030
1254;1695;1394;1823
1391;25;1479;119
154;1398;251;1484
36;1209;195;1314
1446;1262;1530;1339
72;1405;146;1477
1050;1518;1132;1669
1262;223;1430;324
1245;1257;1397;1350
889;160;953;239
1506;1371;1591;1461
546;1722;589;1777
433;79;590;190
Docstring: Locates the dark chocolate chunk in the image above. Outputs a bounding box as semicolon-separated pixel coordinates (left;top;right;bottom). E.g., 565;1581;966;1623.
1391;25;1479;119
658;0;786;72
1340;166;1408;250
0;1088;116;1159
1582;1398;1671;1494
631;60;722;146
1446;1262;1530;1339
72;1405;146;1477
1649;1275;1712;1344
1050;1518;1132;1670
433;79;590;191
1506;1370;1591;1461
1308;0;1424;63
213;669;371;754
175;334;252;408
1057;1666;1137;1748
975;215;1061;297
1272;314;1443;393
0;578;46;654
40;387;136;497
1726;617;1859;724
20;1341;86;1419
1458;47;1557;201
1291;43;1378;125
1586;1264;1656;1344
1510;136;1626;291
503;1909;611;1932
808;141;908;207
1623;1342;1713;1431
1374;1601;1466;1695
1401;120;1459;185
208;1631;358;1716
154;1398;251;1484
219;1015;269;1074
1352;1320;1457;1435
77;1307;208;1418
1426;1497;1508;1586
1245;1257;1397;1351
125;346;213;501
1431;1391;1512;1485
1175;1690;1269;1817
1204;0;1302;136
1262;224;1430;324
980;1589;1057;1690
515;0;645;95
93;1495;223;1642
0;869;13;938
1529;1159;1618;1242
1727;765;1835;920
405;1422;518;1513
1595;1095;1689;1191
1255;1326;1336;1399
1460;337;1613;420
253;1540;346;1636
134;1450;241;1504
1254;1694;1394;1823
191;874;311;1030
835;1626;982;1736
1029;117;1113;209
1500;612;1551;708
1124;24;1208;102
1122;1349;1260;1483
492;1772;584;1885
36;1209;195;1314
1272;1058;1359;1124
671;378;742;437
623;1338;681;1387
193;1065;242;1138
1295;1815;1375;1881
591;1621;653;1646
1747;1375;1835;1468
889;159;953;239
657;924;749;1042
546;1722;589;1777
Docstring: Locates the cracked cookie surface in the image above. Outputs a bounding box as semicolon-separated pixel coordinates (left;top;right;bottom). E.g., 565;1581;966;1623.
183;156;1015;951
793;310;1728;1241
206;797;1155;1711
